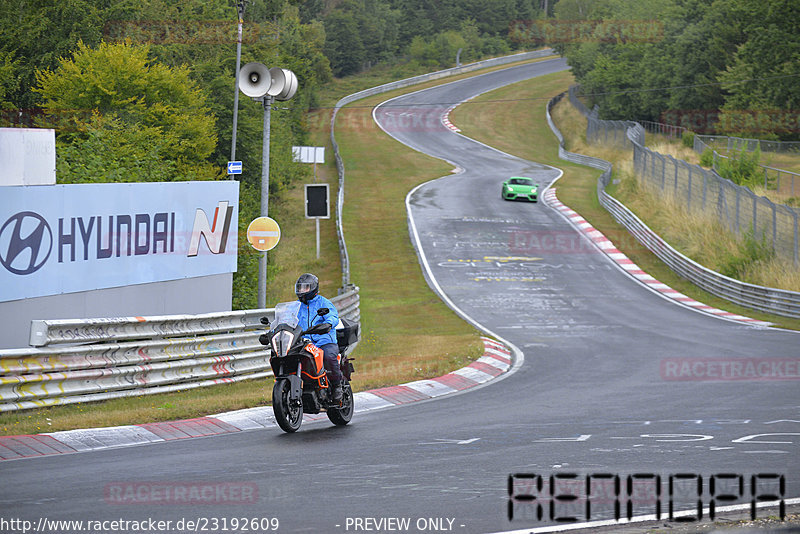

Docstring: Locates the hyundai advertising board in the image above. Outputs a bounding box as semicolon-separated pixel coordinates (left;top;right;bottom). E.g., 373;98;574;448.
0;181;239;303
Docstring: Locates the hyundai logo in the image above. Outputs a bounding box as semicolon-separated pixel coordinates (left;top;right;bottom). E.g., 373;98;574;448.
0;212;53;275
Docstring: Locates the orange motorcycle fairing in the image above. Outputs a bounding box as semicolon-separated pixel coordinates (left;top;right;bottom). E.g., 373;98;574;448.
301;343;329;389
305;343;324;371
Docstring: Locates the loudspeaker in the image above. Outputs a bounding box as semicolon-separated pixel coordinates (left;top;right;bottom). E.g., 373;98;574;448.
238;62;271;98
268;68;299;101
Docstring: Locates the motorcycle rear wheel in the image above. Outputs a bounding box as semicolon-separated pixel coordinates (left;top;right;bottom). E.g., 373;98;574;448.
272;379;303;433
327;382;354;426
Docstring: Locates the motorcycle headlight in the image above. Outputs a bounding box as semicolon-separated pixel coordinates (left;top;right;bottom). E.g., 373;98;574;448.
271;331;295;357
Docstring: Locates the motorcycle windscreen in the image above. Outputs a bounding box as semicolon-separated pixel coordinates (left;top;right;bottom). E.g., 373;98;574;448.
273;301;302;328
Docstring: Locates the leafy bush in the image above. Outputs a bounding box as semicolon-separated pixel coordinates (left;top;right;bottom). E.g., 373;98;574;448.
681;130;695;148
718;228;774;280
700;148;715;167
408;31;468;68
714;146;762;187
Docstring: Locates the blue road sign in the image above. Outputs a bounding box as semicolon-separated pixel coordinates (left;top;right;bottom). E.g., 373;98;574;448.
227;161;243;175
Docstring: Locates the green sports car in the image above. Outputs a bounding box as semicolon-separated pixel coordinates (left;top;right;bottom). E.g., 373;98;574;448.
501;177;539;202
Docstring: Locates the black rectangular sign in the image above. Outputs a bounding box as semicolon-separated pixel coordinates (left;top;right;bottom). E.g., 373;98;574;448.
304;184;330;219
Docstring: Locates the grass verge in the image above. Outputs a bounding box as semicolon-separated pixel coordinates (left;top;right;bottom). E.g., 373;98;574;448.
450;70;800;331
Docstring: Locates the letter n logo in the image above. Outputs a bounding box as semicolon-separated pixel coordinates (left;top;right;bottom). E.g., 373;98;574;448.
187;201;234;257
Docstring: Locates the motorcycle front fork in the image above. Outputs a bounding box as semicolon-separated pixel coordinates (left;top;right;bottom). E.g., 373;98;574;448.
283;361;335;404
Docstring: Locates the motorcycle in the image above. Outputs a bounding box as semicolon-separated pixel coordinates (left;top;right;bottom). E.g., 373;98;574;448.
259;301;357;433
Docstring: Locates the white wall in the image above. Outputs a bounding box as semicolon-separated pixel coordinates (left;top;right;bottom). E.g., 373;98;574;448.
0;128;56;186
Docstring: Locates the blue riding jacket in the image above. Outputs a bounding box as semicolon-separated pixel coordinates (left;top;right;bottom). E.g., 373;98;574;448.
296;294;339;347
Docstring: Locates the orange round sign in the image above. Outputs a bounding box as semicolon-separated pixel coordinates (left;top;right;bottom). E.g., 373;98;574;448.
247;217;281;251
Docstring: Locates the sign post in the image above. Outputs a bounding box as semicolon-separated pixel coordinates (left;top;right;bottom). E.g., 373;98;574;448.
292;146;325;182
294;147;327;259
304;184;329;259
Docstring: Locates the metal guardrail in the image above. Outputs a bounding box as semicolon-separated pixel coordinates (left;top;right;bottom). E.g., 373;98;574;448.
600;191;800;317
546;92;800;319
330;48;556;287
0;287;360;412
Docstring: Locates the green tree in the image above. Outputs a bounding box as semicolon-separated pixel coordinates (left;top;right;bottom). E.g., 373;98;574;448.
0;51;18;108
434;31;468;67
33;40;220;182
718;0;800;139
0;0;108;110
54;114;181;183
324;8;365;76
555;0;798;139
714;146;763;188
299;0;325;23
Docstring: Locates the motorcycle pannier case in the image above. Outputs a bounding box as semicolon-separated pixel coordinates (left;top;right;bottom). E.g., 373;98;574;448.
336;318;359;353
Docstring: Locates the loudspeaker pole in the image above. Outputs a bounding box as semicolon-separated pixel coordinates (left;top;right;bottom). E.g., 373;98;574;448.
258;95;273;309
238;61;298;309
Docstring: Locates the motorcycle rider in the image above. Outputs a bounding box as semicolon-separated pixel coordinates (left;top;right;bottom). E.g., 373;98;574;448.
294;273;343;403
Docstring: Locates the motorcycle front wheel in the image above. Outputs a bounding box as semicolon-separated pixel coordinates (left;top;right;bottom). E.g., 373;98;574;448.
272;379;303;433
327;382;354;426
